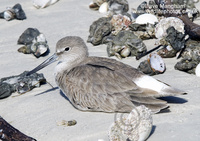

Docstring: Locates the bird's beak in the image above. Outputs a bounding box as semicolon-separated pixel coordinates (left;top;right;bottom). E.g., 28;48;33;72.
26;53;58;76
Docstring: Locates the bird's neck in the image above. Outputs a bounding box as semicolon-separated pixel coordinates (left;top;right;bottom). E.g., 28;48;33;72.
54;55;86;78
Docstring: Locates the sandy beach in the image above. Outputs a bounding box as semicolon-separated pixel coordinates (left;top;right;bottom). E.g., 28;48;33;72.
0;0;200;140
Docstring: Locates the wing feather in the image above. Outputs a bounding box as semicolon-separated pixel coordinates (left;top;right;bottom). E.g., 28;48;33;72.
57;57;184;113
60;64;138;112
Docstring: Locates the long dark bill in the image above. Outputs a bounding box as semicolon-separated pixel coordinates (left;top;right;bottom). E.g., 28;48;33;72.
26;53;58;76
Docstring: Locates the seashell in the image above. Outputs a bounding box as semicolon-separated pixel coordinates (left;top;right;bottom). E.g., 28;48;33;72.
18;46;32;54
149;53;165;73
99;2;109;14
110;14;132;35
122;15;132;27
32;0;59;9
155;17;185;39
195;63;200;77
89;1;99;10
138;53;166;75
113;45;122;53
36;33;47;43
31;42;48;58
135;13;158;25
0;4;26;21
108;105;153;141
120;46;130;58
3;10;15;21
56;120;77;126
17;28;49;57
157;45;177;58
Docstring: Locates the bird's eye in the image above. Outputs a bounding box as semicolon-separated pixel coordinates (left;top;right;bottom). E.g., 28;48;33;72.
65;47;70;51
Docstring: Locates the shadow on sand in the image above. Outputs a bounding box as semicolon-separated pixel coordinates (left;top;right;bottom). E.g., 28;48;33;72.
159;96;188;104
59;90;70;101
34;87;59;96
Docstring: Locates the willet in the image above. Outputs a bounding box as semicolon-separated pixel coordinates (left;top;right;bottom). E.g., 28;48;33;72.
27;36;185;113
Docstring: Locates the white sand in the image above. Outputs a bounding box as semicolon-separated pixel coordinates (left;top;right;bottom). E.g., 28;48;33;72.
0;0;200;141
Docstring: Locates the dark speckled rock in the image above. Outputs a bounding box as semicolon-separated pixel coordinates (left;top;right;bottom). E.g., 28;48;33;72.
87;17;112;46
165;26;185;52
157;26;186;58
174;57;198;74
129;23;156;40
0;3;26;21
138;60;155;75
18;28;40;45
108;0;129;15
0;71;46;99
106;30;147;58
182;39;200;61
175;39;200;74
12;3;26;20
17;28;49;58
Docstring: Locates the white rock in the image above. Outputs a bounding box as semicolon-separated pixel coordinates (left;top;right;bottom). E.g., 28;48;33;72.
149;53;165;73
195;63;200;77
99;2;108;14
120;46;131;58
155;17;185;39
135;13;158;25
37;34;47;43
108;105;153;141
193;0;199;3
32;0;59;9
3;10;14;21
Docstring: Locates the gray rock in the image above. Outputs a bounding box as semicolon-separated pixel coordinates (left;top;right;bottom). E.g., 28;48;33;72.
0;71;46;99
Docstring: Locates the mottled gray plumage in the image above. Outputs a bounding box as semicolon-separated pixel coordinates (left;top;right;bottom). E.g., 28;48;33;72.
28;36;186;113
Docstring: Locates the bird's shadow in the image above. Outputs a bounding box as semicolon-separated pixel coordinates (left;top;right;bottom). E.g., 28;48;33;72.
159;96;188;104
155;96;188;114
59;90;70;101
33;87;71;103
149;125;156;139
34;87;59;96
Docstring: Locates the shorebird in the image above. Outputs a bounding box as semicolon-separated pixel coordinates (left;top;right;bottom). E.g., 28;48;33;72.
27;36;185;113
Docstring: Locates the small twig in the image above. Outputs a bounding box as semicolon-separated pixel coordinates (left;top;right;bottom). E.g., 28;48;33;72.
136;45;162;60
176;45;186;59
46;81;54;89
